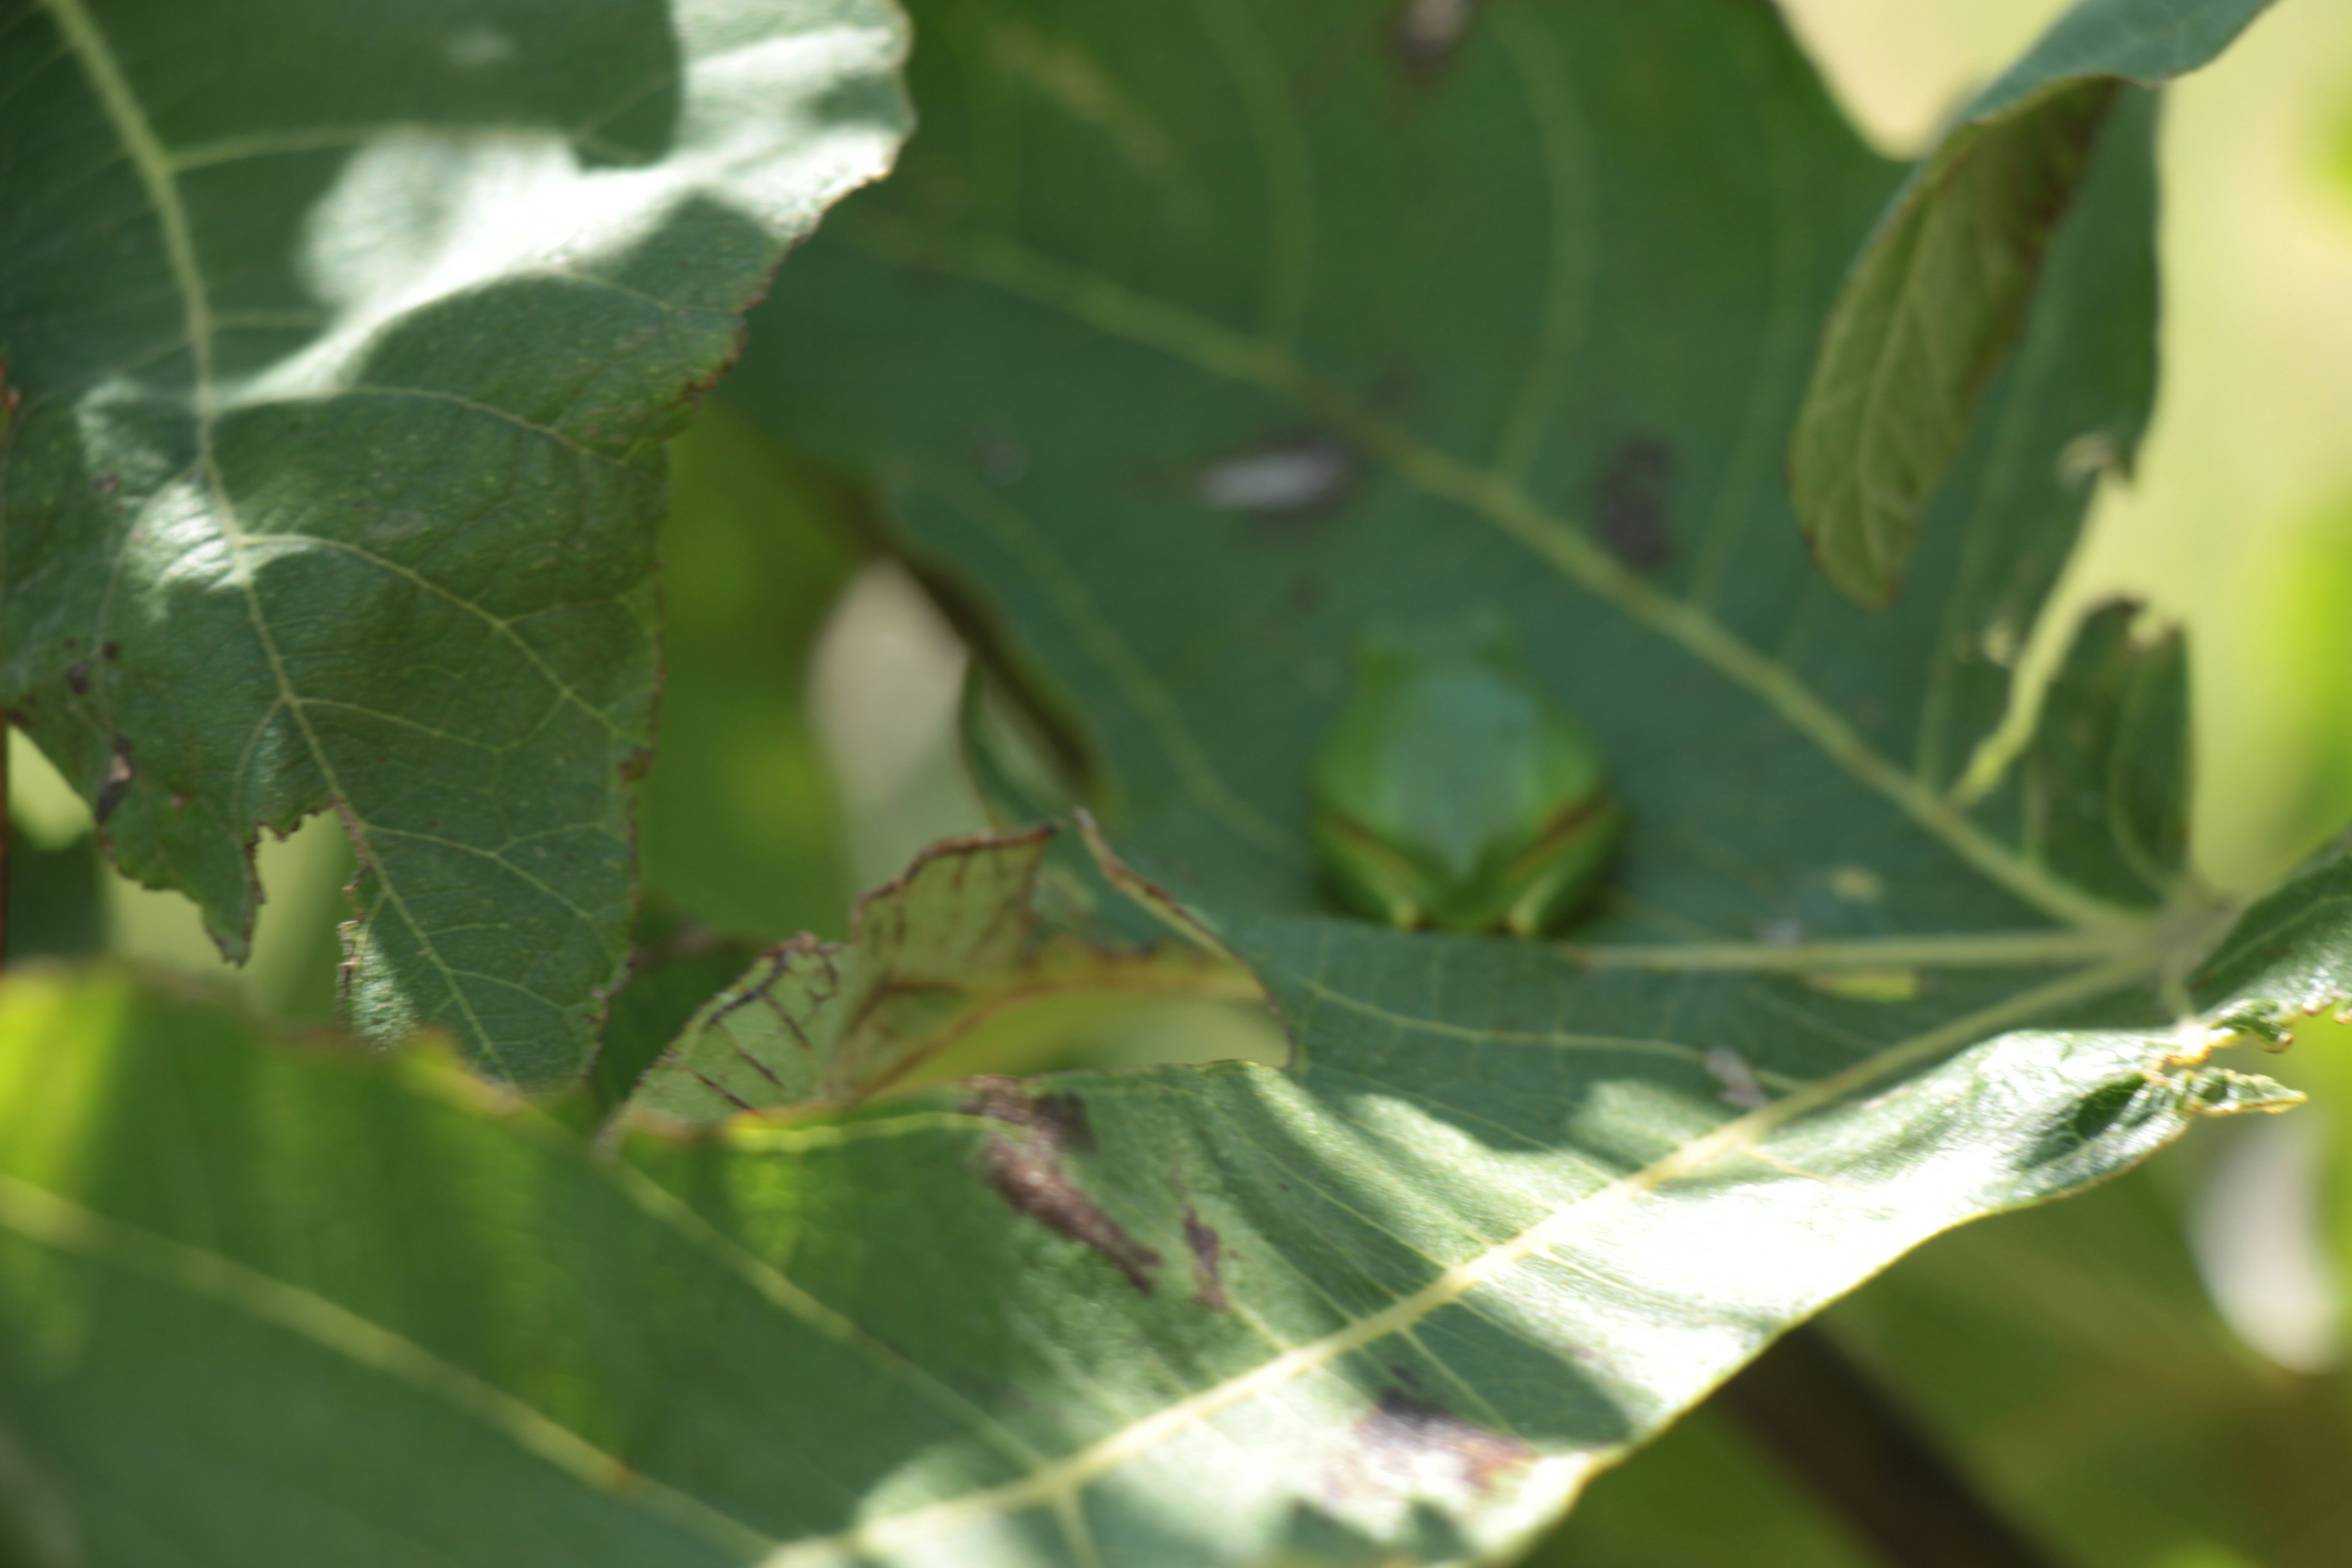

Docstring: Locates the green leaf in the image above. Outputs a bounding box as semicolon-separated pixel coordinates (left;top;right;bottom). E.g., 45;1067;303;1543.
0;0;910;1085
734;0;2176;929
2190;837;2352;1027
0;973;771;1566
0;953;2301;1566
2011;600;2192;910
1789;0;2275;607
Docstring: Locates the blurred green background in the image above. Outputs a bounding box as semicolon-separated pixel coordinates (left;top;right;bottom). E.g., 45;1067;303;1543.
8;1;2352;1563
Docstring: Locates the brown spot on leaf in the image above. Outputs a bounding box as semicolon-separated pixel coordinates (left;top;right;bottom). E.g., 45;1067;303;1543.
64;660;91;696
966;1075;1097;1153
967;1076;1156;1292
1031;1093;1096;1153
1330;1391;1536;1502
1182;1206;1229;1311
94;741;134;823
1594;437;1676;570
102;641;121;661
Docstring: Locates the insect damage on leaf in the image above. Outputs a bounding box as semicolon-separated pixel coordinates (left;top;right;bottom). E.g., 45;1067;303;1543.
1703;1046;1772;1110
92;744;134;826
1183;1204;1231;1311
968;1075;1163;1293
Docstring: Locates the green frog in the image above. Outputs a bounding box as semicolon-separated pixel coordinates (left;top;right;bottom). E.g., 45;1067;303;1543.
1311;617;1623;935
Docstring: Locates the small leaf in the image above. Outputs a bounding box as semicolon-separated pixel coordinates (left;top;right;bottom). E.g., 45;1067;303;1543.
624;826;1255;1127
0;0;911;1084
1789;0;2277;608
2192;837;2352;1028
2002;599;2193;909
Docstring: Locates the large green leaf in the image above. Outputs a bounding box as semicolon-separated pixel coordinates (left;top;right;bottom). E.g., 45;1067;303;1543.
726;0;2198;930
0;0;910;1084
0;952;2300;1567
673;0;2332;1550
1789;0;2277;607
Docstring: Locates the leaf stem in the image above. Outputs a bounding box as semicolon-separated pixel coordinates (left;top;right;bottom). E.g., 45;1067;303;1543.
1718;1321;2070;1568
